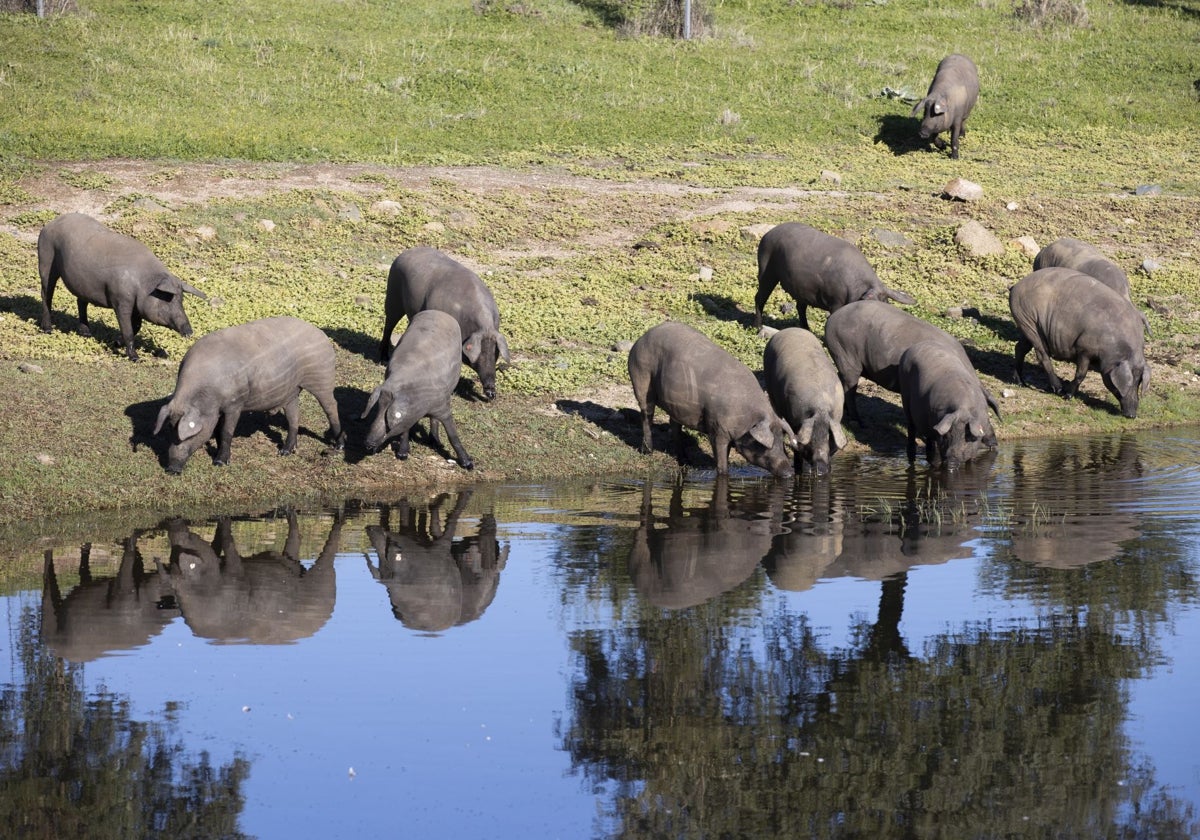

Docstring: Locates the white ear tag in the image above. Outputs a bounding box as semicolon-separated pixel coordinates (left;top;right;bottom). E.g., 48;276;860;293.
188;421;196;429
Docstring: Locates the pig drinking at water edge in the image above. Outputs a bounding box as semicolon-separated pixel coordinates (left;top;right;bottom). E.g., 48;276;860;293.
627;321;796;477
899;340;997;469
762;327;848;475
363;309;474;469
153;316;344;473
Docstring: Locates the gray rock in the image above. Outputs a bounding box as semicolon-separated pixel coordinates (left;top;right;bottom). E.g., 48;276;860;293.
1012;236;1040;259
1135;184;1162;197
954;221;1005;257
740;223;775;242
1141;258;1164;275
612;340;635;353
337;205;363;222
871;227;913;249
820;170;843;186
943;177;984;202
17;362;43;375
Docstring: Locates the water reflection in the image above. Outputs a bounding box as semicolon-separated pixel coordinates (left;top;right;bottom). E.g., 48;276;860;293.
629;476;781;610
365;491;509;631
41;535;178;663
162;508;342;645
5;429;1200;837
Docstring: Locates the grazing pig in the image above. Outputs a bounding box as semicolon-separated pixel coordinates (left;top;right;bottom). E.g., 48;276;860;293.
911;54;979;160
38;212;207;361
363;309;474;469
379;247;510;401
763;327;849;475
1033;237;1151;334
824;299;1001;425
899;340;998;469
1008;268;1150;418
754;222;915;331
153;316;345;473
627;321;796;477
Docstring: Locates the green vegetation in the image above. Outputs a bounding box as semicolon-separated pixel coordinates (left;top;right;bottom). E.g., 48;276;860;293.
0;0;1198;531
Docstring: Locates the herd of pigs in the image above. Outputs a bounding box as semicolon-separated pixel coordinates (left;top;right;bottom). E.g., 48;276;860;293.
31;54;1152;480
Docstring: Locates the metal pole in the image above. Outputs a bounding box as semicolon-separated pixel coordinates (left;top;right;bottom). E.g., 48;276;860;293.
682;0;692;39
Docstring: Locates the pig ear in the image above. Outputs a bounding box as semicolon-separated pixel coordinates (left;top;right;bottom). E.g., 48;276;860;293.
177;408;205;441
933;413;957;437
361;387;383;419
153;401;175;435
797;416;816;446
180;281;208;300
832;422;848;450
748;418;775;449
932;101;946;116
496;332;511;364
969;421;987;440
462;331;484;364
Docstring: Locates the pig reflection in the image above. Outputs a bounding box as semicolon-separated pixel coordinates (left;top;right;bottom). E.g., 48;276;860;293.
364;492;509;632
763;479;844;593
41;536;179;662
160;509;341;645
629;477;783;610
1007;435;1143;568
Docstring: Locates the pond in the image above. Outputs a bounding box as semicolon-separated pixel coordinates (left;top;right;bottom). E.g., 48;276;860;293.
3;428;1200;838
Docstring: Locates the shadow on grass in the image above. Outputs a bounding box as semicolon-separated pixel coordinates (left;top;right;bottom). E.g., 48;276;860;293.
873;114;927;157
337;384;474;466
690;292;759;330
1;293;172;359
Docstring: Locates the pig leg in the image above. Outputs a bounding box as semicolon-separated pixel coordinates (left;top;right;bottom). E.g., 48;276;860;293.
1014;337;1036;387
113;303;140;361
279;396;300;456
753;275;779;331
76;298;93;338
710;430;731;474
215;410;241;466
38;264;59;333
637;403;657;455
669;419;687;461
392;430;412;460
949;123;963;160
1062;356;1092;399
308;387;345;450
905;417;918;463
433;409;474;470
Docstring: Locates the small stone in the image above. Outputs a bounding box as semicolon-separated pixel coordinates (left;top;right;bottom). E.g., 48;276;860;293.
740;223;775;242
371;200;403;215
258;219;276;232
1002;389;1016;399
195;225;218;241
945;306;964;319
612;340;635;353
422;221;446;235
17;362;43;375
954;220;1005;257
758;325;779;340
133;197;167;212
943;177;984;202
819;170;843;186
1012;236;1040;259
337;205;362;222
35;453;54;466
354;295;372;308
1141;258;1163;275
698;266;714;282
1134;184;1162;197
1006;202;1020;211
871;227;913;249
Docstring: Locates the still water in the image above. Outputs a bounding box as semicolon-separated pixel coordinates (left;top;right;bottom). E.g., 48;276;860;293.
4;429;1200;838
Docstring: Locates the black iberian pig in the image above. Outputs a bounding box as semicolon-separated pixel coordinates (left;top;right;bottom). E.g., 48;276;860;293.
1033;236;1151;334
379;246;510;401
627;320;796;477
1009;268;1150;418
153;316;345;473
824;299;1001;425
363;309;474;469
38;212;207;361
911;54;979;160
763;327;849;475
754;222;915;331
899;340;998;469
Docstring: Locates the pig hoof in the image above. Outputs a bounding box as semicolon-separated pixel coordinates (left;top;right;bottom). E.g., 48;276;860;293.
462;458;475;471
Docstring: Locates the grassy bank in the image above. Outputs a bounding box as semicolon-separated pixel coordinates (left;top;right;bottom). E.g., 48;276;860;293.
0;0;1198;537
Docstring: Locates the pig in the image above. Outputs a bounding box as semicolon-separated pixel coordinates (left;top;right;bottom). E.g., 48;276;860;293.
1008;268;1150;418
1033;237;1151;335
37;212;207;361
762;327;849;475
911;54;979;160
754;222;916;331
153;316;345;473
824;299;1001;425
379;247;510;401
627;320;796;477
899;340;998;469
362;309;474;469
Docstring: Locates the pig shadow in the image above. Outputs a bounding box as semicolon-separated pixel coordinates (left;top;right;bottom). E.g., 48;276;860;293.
873;114;927;157
325;326;381;365
690;293;758;330
557;398;726;469
125;395;344;472
0;293;172;358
